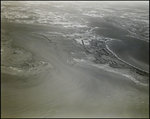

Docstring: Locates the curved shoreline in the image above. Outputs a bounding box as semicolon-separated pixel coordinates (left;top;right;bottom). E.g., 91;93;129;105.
105;40;149;74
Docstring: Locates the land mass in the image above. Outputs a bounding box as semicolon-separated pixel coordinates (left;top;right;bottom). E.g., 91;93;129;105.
1;22;149;118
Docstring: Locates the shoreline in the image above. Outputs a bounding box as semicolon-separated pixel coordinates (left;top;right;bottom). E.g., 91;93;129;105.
1;22;149;118
73;58;149;87
105;40;149;74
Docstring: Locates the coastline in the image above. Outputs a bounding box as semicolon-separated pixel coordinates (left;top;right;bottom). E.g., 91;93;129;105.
1;22;149;118
105;40;149;74
1;1;149;117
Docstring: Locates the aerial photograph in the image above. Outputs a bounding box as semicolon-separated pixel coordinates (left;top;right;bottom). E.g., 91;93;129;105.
1;1;149;118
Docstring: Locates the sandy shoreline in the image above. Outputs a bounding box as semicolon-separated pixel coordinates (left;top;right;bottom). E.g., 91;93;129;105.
1;22;149;118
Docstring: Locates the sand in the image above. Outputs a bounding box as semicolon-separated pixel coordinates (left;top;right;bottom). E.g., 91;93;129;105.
1;22;149;118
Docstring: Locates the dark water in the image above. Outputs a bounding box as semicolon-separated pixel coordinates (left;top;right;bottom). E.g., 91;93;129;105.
88;17;130;40
1;22;75;34
107;38;149;72
88;18;149;72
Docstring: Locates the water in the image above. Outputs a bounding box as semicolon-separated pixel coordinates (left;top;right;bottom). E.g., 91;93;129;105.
106;37;149;72
1;1;149;118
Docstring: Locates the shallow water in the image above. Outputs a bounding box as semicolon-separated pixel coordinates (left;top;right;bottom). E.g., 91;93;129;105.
1;22;149;118
1;1;149;118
